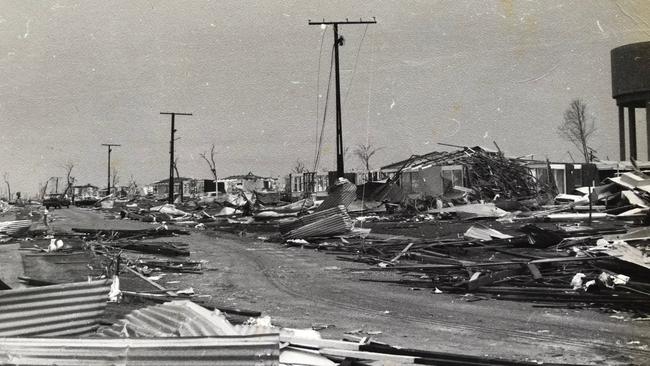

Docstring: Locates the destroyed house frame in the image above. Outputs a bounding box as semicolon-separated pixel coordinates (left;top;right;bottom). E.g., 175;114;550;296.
381;147;500;198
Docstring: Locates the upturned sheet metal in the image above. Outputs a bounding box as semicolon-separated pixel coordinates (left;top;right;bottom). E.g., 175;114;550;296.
0;220;32;237
99;300;279;340
0;335;280;365
99;300;240;338
279;205;349;234
283;213;353;239
0;279;112;337
315;178;357;212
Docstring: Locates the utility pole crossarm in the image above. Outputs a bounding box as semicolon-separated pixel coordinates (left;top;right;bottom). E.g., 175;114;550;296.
160;112;193;116
160;112;192;204
308;18;377;25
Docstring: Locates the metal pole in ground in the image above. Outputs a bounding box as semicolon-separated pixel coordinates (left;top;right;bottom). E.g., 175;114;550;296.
160;112;192;204
102;144;121;195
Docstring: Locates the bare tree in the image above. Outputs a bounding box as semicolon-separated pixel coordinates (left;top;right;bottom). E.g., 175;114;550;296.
292;159;307;174
3;173;10;201
127;174;138;196
199;144;218;181
61;161;75;196
111;167;120;192
354;143;384;172
558;99;596;163
173;158;183;201
39;180;49;200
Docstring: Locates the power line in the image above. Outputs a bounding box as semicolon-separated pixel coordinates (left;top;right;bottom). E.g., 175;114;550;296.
314;25;328;167
343;23;370;107
314;43;335;172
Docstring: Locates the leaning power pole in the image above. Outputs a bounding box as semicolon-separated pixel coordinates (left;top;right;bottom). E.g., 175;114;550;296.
102;143;120;195
309;17;376;178
160;112;192;204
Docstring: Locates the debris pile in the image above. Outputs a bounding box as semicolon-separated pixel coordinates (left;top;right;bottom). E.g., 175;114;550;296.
457;146;541;200
295;221;649;314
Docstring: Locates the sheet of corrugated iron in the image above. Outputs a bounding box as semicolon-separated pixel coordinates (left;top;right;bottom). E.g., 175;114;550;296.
283;213;353;239
279;206;348;234
98;300;240;338
0;279;111;337
0;220;32;236
0;335;280;365
315;178;357;212
98;300;279;339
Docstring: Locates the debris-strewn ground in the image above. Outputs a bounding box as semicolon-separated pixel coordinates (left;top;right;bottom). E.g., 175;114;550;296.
11;207;646;365
4;164;650;366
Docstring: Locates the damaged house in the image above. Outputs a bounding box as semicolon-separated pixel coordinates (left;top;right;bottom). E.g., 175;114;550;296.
151;177;193;197
71;184;100;201
380;146;544;201
284;170;387;200
218;172;277;193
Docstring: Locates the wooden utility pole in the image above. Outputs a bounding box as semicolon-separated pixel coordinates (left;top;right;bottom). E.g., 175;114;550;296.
102;143;120;196
309;18;376;178
160;112;192;204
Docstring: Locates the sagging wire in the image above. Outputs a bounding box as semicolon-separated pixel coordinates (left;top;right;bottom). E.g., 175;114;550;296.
359;24;375;230
343;24;370;108
313;43;335;173
299;29;336;214
314;25;328;166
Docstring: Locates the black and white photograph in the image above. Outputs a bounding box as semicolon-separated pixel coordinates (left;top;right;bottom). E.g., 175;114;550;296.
0;1;649;365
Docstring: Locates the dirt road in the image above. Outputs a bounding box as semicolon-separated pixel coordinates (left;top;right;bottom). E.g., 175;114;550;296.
54;207;650;365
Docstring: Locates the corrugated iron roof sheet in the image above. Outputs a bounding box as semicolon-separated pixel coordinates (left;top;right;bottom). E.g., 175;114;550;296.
86;301;280;364
0;220;32;236
315;179;356;212
279;206;348;234
0;279;111;337
0;335;280;365
98;300;240;338
283;212;353;239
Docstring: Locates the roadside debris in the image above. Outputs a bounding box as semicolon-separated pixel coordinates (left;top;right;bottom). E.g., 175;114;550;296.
281;205;354;239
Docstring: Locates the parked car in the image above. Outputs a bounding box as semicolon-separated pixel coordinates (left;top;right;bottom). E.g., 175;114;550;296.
43;194;71;209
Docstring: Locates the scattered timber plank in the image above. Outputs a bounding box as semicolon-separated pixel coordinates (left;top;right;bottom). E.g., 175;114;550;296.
121;291;261;317
526;263;543;280
281;336;361;351
17;276;58;286
389;242;414;263
358;342;588;366
124;265;176;297
467;268;524;291
319;348;416;363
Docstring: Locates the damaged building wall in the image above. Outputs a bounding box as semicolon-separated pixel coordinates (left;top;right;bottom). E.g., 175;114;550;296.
401;166;444;197
221;173;277;193
528;163;599;194
398;165;467;198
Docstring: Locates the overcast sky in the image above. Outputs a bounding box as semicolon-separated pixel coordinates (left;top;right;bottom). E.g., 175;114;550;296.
1;0;649;196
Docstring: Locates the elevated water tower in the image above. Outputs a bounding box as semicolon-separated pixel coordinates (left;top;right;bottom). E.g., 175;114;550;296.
612;41;650;160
